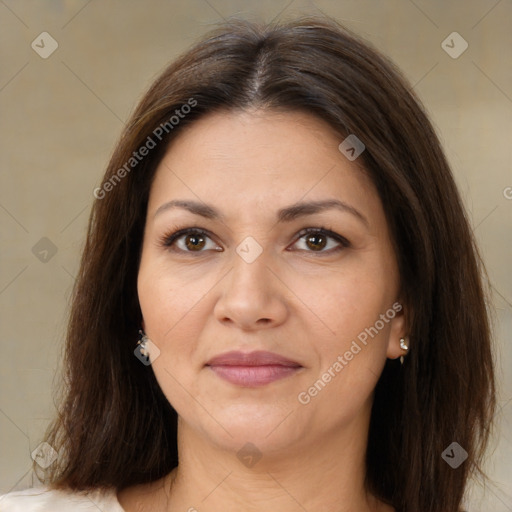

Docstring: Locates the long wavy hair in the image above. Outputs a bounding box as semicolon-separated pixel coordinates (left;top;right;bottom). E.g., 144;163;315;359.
39;17;496;512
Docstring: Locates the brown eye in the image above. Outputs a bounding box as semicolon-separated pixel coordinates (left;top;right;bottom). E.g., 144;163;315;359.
291;227;350;254
305;233;328;251
161;228;221;254
184;233;206;251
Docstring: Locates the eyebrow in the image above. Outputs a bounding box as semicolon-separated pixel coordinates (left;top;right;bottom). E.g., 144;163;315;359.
154;199;369;227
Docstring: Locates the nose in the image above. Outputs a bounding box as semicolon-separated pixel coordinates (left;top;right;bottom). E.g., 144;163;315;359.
213;246;288;331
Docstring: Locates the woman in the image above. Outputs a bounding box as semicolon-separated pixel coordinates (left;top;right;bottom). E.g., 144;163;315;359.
0;16;495;512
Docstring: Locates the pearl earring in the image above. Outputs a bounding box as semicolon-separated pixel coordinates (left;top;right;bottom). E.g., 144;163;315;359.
137;329;149;357
399;337;409;365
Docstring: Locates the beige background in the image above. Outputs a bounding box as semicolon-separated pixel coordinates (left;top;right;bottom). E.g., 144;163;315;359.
0;0;511;510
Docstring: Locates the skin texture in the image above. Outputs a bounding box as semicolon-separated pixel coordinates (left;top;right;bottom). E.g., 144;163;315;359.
120;109;406;512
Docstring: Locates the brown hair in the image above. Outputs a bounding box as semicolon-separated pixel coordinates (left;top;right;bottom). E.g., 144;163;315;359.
39;17;496;512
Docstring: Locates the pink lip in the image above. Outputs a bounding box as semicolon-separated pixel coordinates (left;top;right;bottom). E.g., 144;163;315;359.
206;350;302;387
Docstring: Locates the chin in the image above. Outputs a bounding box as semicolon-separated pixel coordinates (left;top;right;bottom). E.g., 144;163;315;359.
194;404;303;452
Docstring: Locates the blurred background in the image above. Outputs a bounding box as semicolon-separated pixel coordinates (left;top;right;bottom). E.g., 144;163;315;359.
0;0;510;510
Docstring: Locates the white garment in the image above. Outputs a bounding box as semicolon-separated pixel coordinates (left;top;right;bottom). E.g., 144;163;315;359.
0;485;125;511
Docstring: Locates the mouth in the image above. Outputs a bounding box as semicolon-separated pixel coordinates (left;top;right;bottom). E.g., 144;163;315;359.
205;350;302;387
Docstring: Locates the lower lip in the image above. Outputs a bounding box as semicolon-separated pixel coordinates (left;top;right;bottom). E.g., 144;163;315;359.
208;365;301;387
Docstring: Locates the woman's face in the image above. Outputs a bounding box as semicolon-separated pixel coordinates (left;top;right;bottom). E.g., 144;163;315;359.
137;109;406;456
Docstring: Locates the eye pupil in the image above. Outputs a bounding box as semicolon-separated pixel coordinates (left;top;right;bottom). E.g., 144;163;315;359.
306;234;327;251
185;234;206;251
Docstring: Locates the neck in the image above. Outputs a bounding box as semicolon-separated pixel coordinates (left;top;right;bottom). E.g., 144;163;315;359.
163;406;390;512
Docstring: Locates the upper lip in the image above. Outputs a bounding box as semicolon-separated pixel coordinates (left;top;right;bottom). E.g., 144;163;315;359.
206;350;301;367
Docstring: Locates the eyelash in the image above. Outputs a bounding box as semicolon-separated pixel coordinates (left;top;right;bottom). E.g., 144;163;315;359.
158;225;351;256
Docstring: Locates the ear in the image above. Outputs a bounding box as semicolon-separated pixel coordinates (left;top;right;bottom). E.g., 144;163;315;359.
386;302;408;360
141;318;146;332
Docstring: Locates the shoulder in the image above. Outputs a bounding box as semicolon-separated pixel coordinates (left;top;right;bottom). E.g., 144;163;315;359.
0;485;125;511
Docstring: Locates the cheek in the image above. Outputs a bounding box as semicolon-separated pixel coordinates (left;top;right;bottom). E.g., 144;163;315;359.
292;258;396;401
137;261;201;371
137;264;209;414
293;261;394;343
291;277;393;423
138;255;213;336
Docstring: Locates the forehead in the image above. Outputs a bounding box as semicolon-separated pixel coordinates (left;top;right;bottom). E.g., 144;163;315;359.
148;109;379;223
